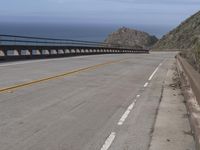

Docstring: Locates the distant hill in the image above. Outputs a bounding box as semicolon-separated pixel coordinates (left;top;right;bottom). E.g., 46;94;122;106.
104;27;158;49
153;11;200;50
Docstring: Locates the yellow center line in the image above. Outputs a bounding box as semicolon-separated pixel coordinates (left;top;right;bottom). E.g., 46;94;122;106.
0;58;129;93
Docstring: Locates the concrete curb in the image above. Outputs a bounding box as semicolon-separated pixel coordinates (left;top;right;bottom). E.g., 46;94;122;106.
176;55;200;150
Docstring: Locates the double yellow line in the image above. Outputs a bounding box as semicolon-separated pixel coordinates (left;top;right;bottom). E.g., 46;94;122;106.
0;58;128;93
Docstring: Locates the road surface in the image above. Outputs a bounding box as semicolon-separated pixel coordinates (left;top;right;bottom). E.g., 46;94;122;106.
0;52;176;150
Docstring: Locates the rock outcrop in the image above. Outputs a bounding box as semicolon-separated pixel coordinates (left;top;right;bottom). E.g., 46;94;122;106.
104;27;158;49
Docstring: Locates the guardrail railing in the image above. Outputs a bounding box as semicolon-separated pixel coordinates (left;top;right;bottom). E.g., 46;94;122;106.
0;34;139;48
0;34;149;60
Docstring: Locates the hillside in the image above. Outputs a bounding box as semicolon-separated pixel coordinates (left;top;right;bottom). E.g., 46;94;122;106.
153;11;200;50
104;27;158;49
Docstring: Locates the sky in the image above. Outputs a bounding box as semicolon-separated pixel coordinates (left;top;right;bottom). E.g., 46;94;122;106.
0;0;200;36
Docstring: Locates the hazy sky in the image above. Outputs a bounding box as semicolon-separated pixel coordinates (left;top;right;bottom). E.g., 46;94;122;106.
0;0;200;27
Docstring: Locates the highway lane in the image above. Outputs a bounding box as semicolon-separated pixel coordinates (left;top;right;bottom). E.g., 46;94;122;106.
0;52;176;150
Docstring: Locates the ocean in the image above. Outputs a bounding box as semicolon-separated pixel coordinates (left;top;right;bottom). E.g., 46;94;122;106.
0;22;173;42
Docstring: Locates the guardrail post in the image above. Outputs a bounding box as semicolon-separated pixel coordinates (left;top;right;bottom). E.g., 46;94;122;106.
13;49;20;56
38;49;42;55
64;49;69;54
81;49;84;53
0;49;5;56
3;50;7;56
85;49;88;53
28;49;32;56
43;50;50;55
70;49;74;53
50;49;57;55
20;49;28;56
55;49;59;55
75;49;79;54
58;49;64;54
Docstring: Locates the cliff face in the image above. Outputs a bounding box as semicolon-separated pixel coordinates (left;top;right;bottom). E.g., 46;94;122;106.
104;27;158;49
153;10;200;72
153;11;200;50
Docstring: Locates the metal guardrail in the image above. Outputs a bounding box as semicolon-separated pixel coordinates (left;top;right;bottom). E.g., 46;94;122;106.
0;34;149;60
0;34;137;48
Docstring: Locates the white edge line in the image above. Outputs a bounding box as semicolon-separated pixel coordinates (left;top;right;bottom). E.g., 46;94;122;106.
100;132;116;150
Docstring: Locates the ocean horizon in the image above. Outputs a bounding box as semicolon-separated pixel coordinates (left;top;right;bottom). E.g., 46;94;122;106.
0;22;173;42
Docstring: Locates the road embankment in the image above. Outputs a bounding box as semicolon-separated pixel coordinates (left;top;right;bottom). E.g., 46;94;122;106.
176;55;200;150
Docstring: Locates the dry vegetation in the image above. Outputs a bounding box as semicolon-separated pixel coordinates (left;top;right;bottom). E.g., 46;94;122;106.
153;10;200;73
182;41;200;73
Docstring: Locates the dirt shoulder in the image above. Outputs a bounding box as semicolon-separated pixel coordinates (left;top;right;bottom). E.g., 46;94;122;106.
149;60;195;150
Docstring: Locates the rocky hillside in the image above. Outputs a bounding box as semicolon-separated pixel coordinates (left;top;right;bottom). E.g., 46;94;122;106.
153;11;200;50
104;27;158;49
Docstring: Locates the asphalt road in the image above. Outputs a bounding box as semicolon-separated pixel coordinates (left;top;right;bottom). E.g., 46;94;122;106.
0;52;176;150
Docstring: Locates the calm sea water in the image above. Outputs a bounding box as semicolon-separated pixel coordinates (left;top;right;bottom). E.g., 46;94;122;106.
0;22;173;42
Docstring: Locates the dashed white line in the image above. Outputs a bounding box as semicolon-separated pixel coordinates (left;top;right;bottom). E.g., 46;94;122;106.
136;94;140;98
118;109;130;125
100;132;116;150
127;102;135;110
118;101;136;126
101;61;165;150
148;62;163;81
148;67;159;81
144;82;149;87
